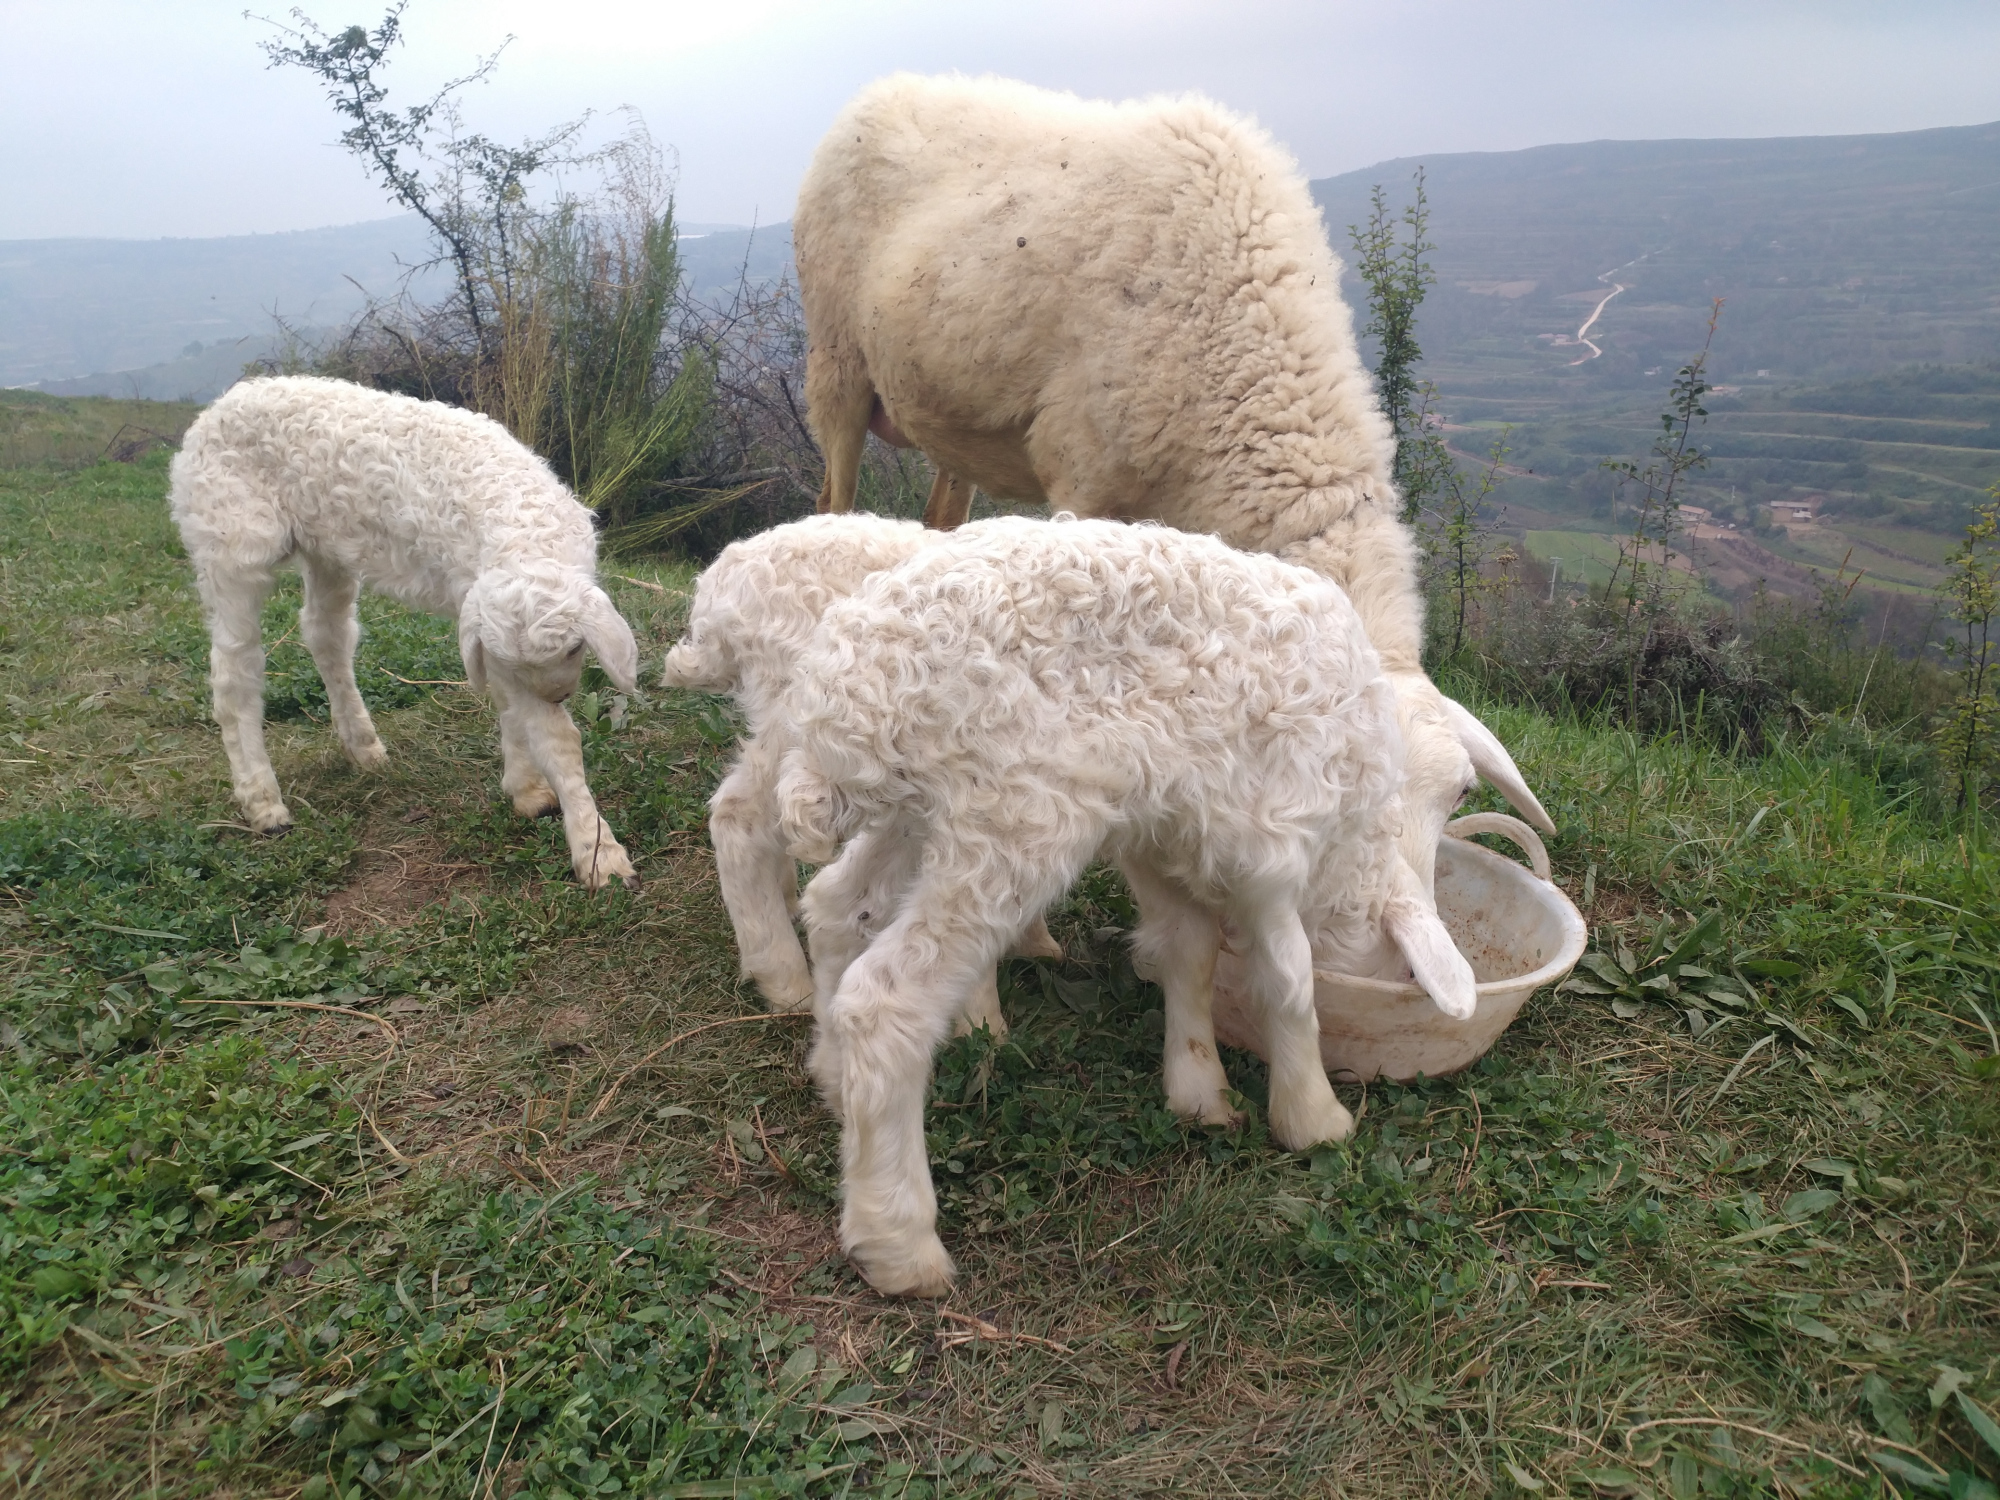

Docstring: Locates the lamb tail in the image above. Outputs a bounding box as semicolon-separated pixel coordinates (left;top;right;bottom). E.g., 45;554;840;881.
660;637;731;692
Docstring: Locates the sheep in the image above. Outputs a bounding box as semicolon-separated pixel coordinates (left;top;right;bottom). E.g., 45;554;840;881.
794;72;1555;918
775;516;1475;1296
661;511;1061;1023
168;376;641;889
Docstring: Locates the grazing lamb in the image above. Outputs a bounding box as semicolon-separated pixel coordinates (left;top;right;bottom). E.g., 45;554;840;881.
660;512;1060;1021
776;517;1475;1296
169;376;640;889
795;72;1554;913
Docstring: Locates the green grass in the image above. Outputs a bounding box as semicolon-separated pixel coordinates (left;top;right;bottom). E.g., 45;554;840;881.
0;389;201;471
0;421;1996;1497
1840;525;1963;570
1525;531;1628;589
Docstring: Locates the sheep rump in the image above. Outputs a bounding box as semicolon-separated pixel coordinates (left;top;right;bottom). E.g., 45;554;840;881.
168;376;639;888
661;512;1061;1018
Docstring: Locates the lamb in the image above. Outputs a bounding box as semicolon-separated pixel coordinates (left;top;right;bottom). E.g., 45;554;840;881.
775;516;1475;1296
794;72;1555;918
660;511;1060;1022
168;376;641;889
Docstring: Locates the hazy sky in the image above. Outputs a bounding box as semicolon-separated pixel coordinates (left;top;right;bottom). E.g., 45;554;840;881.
7;0;1999;240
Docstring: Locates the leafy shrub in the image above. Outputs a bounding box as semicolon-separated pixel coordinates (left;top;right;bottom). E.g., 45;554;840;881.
1460;589;1786;746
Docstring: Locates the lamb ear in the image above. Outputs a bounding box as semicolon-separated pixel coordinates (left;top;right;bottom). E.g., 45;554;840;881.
1383;894;1478;1020
1440;697;1556;834
457;590;488;695
581;586;639;694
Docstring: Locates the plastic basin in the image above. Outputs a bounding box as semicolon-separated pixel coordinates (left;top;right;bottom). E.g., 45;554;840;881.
1210;814;1587;1083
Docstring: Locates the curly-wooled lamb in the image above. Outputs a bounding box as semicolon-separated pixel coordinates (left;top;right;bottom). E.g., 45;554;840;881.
775;517;1475;1297
661;512;1060;1019
169;376;640;888
795;72;1554;911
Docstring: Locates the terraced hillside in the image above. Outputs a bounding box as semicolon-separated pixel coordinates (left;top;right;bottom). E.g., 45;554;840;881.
1465;365;1997;610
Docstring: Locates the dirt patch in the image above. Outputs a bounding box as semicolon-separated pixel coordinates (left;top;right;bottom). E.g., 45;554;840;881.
1581;882;1651;928
709;1194;845;1282
323;819;484;932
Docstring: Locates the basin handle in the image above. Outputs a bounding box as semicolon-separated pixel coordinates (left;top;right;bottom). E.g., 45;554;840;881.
1445;813;1552;881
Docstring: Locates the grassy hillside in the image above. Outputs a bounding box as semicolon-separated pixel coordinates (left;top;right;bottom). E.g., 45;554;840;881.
1;438;1995;1494
0;388;201;470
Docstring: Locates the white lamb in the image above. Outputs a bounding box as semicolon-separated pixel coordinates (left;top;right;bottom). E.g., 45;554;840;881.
169;376;641;889
795;73;1555;914
776;517;1475;1297
660;511;1060;1020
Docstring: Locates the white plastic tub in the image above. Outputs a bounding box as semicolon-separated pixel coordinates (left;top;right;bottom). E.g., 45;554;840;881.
1210;814;1587;1083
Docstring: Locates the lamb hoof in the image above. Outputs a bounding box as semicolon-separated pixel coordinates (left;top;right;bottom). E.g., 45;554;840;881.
954;978;1010;1041
760;975;816;1014
1269;1092;1355;1153
1008;916;1064;962
241;800;293;836
572;836;632;892
849;1232;955;1299
1170;1090;1244;1132
346;739;389;771
575;846;638;891
512;789;561;819
950;1009;1010;1042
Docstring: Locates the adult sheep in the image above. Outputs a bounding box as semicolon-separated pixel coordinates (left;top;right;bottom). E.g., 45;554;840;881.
795;73;1554;901
170;376;640;888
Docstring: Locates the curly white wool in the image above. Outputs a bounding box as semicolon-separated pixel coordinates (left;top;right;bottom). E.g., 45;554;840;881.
774;517;1475;1297
662;511;1060;1017
795;73;1555;901
169;376;640;888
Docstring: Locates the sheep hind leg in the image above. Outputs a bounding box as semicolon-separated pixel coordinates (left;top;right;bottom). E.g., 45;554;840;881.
298;555;387;771
921;468;974;530
819;842;1081;1298
197;566;290;833
710;742;813;1011
1123;858;1238;1128
802;820;925;1024
807;350;872;514
1239;901;1352;1151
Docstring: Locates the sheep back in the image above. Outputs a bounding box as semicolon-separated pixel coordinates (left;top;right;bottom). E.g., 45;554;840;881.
663;512;931;714
784;516;1403;920
169;376;596;617
797;75;1397;555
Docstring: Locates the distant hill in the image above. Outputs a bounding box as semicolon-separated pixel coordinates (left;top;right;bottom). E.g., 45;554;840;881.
1;214;794;398
1309;120;2000;403
0;218;432;390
